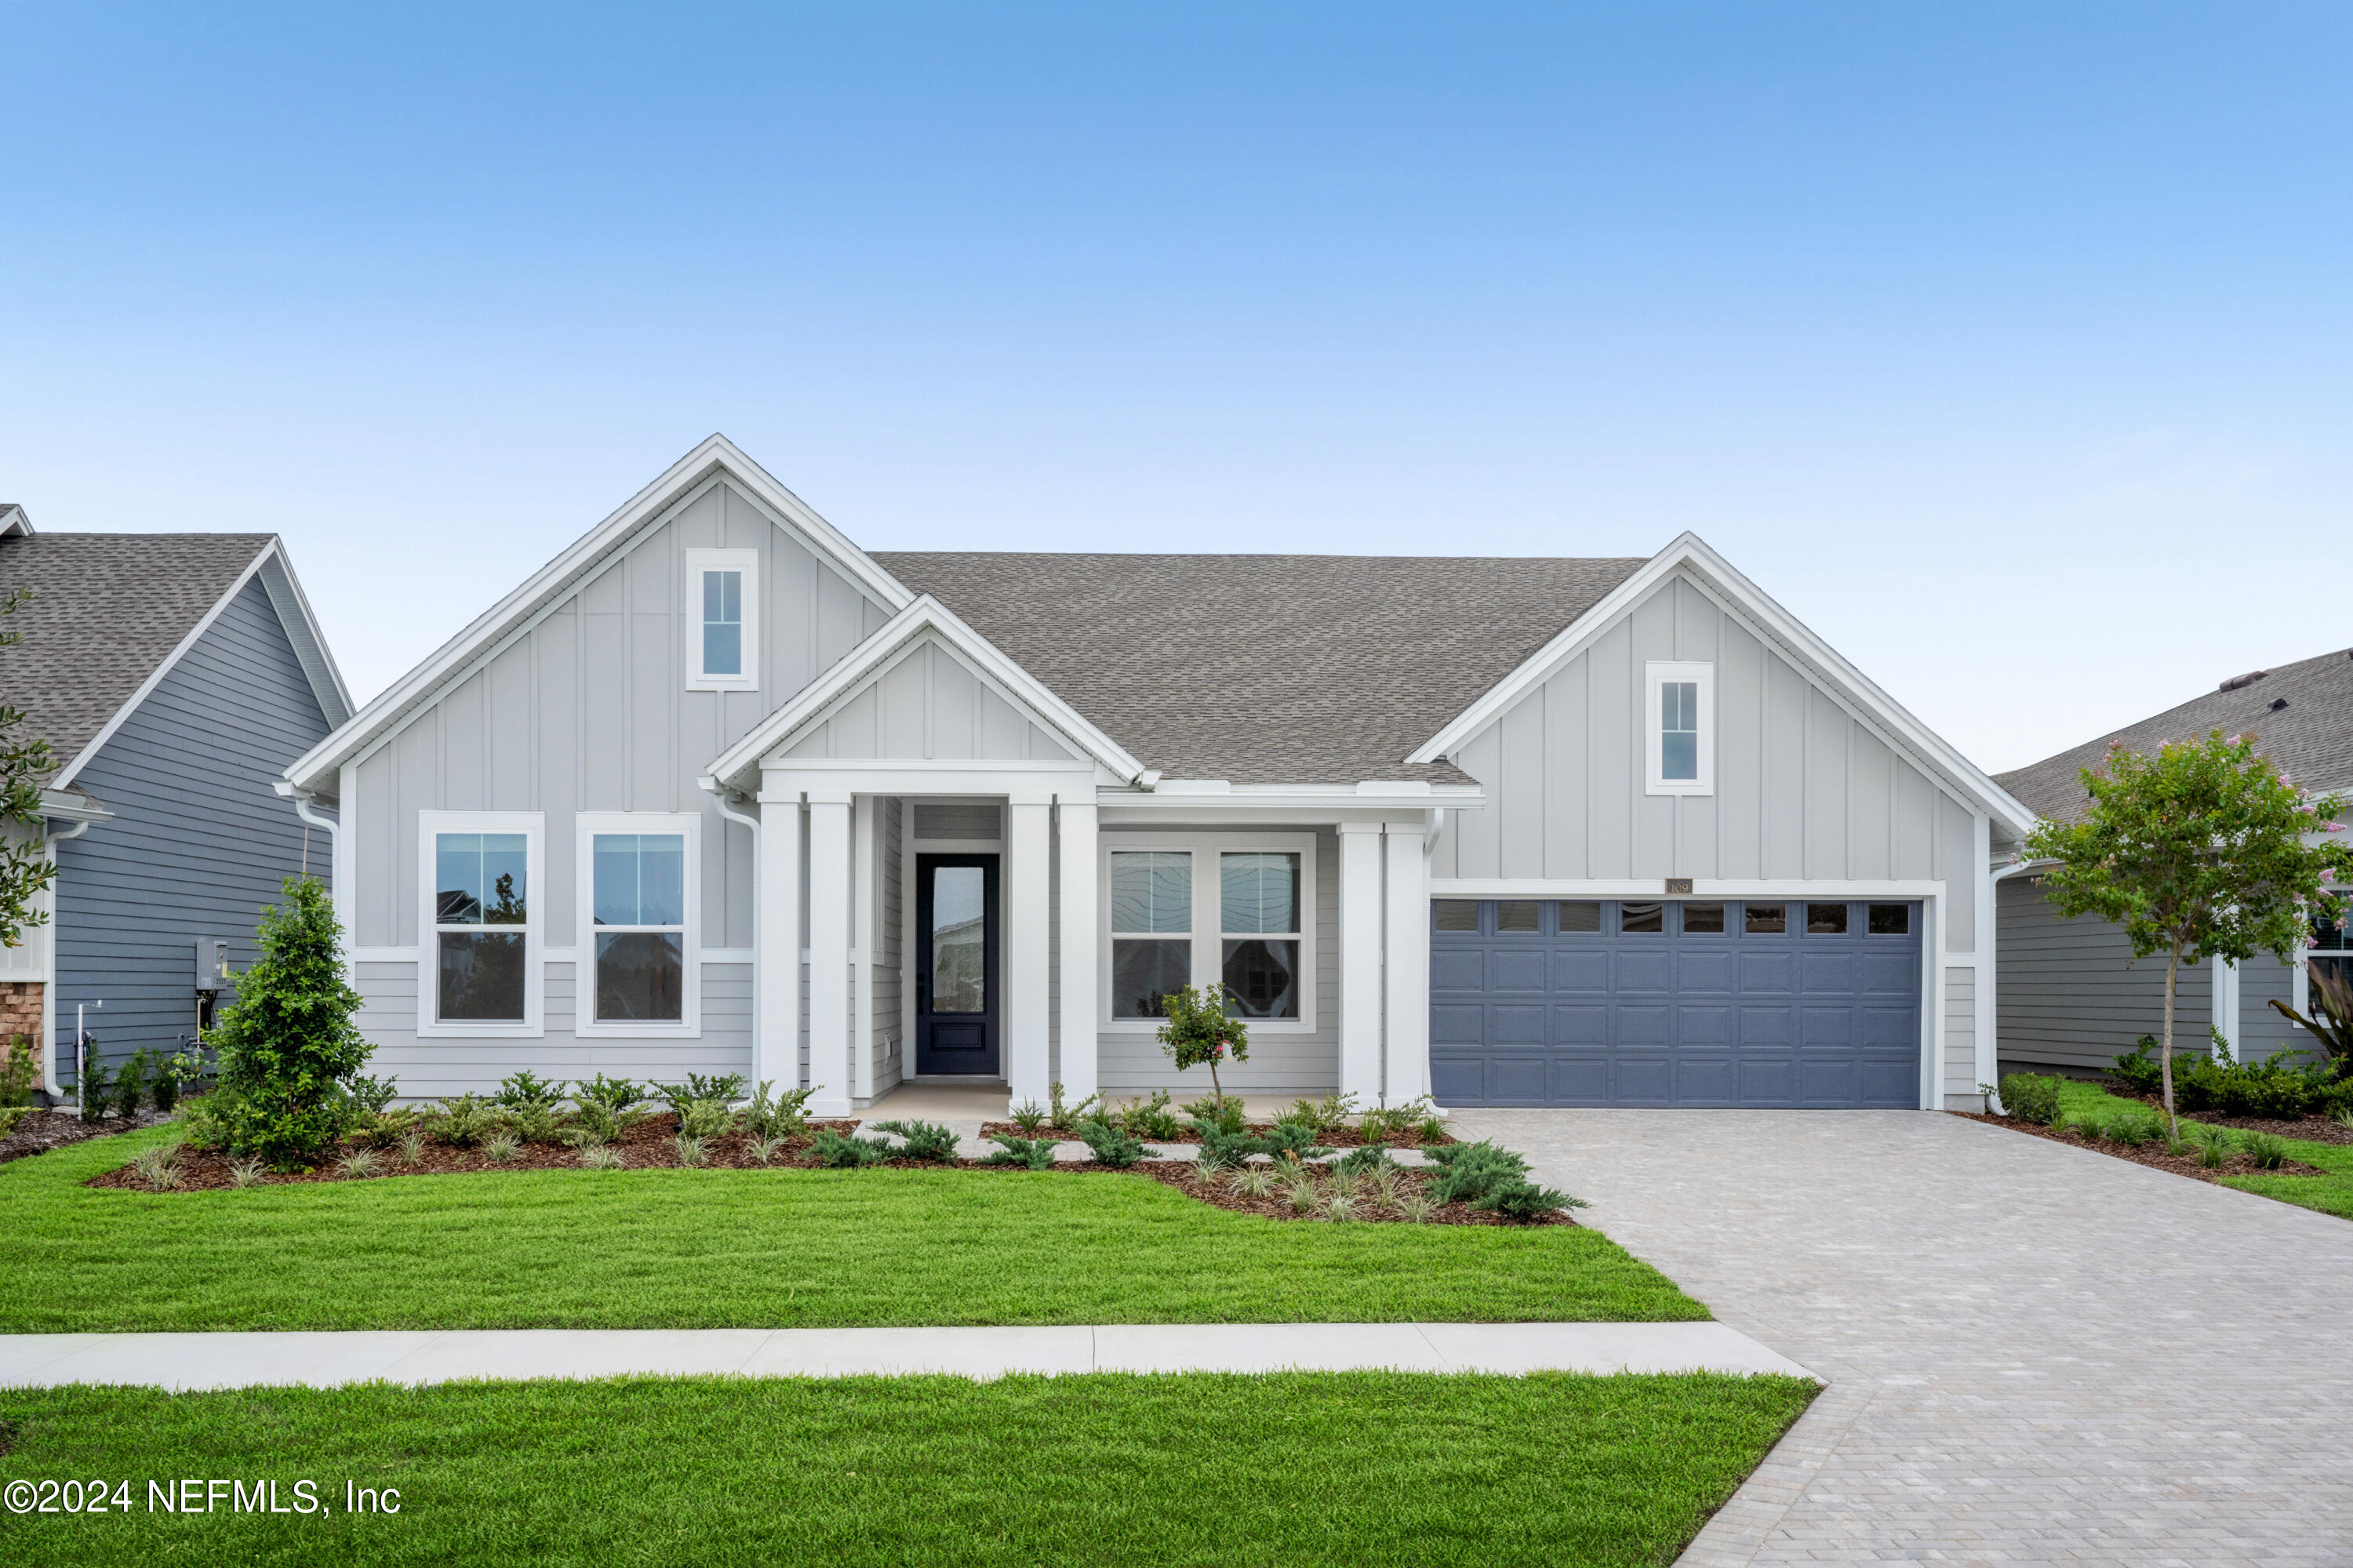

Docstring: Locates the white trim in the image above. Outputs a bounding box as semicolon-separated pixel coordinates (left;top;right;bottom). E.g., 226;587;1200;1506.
704;597;1147;791
0;504;28;538
1644;660;1715;796
1098;782;1483;815
286;434;915;793
56;539;349;789
573;810;703;1039
701;948;756;966
416;811;545;1039
684;548;760;691
1407;533;2036;839
253;544;355;726
1100;830;1318;1035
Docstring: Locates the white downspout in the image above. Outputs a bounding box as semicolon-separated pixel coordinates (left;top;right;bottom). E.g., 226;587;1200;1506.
36;817;94;1098
1984;856;2041;1115
711;786;762;1095
277;781;344;977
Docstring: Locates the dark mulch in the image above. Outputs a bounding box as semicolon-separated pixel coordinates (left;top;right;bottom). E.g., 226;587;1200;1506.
87;1113;864;1191
1955;1111;2324;1180
1120;1158;1570;1226
86;1116;1557;1225
2096;1086;2353;1145
977;1120;1454;1148
0;1107;178;1169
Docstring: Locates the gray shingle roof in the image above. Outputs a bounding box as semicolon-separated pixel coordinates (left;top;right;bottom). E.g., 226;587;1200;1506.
1995;646;2353;824
0;533;272;778
871;552;1648;786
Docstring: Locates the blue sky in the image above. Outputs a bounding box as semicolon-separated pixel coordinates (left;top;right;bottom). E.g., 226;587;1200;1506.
3;2;2346;772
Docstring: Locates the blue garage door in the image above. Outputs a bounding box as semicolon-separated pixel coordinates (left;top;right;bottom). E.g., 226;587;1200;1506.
1430;898;1922;1108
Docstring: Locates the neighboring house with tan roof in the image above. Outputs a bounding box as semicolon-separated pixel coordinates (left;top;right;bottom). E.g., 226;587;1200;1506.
282;435;2032;1115
0;502;348;1100
1992;648;2353;1077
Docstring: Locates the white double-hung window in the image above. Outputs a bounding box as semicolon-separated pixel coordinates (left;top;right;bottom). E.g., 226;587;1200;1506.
686;548;758;690
1103;833;1316;1028
1645;660;1715;795
420;812;544;1035
577;811;701;1036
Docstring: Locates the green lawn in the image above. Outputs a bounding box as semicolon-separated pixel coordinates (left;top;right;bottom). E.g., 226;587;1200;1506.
2049;1079;2353;1220
0;1372;1813;1567
0;1126;1703;1331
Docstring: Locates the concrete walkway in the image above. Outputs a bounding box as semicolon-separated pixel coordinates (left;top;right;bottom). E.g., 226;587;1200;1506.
0;1322;1806;1392
1459;1108;2353;1568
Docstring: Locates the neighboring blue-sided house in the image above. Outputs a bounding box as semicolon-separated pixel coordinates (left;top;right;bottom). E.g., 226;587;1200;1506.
0;502;349;1099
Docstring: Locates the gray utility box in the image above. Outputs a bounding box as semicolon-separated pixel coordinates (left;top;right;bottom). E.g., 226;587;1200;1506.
195;937;236;995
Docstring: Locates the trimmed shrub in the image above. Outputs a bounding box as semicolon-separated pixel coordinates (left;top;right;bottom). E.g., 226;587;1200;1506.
809;1128;893;1168
982;1133;1057;1170
1472;1180;1587;1221
869;1119;959;1162
1999;1072;2062;1126
204;877;373;1169
1423;1140;1533;1205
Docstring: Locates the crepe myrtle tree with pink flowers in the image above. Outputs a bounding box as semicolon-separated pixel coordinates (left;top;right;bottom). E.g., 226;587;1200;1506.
2024;729;2353;1133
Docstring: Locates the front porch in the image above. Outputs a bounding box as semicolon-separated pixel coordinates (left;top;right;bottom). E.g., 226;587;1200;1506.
747;774;1443;1119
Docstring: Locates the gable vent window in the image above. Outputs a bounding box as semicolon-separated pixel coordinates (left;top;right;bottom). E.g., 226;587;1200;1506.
1645;661;1715;796
686;549;759;690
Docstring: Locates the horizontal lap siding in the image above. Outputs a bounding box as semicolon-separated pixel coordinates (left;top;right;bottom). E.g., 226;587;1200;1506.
358;961;755;1101
1997;876;2218;1073
1096;825;1339;1097
55;576;335;1071
348;482;892;1071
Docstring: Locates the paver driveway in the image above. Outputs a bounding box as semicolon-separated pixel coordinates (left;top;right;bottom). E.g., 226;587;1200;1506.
1453;1108;2353;1567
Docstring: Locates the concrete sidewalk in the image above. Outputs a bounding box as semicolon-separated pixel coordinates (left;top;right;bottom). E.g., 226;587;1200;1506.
0;1322;1810;1392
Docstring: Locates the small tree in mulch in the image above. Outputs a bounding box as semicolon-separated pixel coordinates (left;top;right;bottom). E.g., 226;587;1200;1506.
1157;983;1249;1111
205;875;373;1170
2024;729;2353;1133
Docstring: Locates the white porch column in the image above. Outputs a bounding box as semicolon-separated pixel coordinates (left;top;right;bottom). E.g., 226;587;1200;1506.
1055;792;1099;1104
1381;820;1432;1104
1337;821;1385;1104
755;780;802;1097
806;788;854;1119
2213;957;2241;1060
851;795;876;1104
1006;794;1053;1109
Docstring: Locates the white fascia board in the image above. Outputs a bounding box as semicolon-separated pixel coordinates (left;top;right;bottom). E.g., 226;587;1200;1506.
1409;532;2037;840
704;595;1148;792
0;505;29;537
253;540;355;728
1098;782;1482;813
53;539;275;791
283;433;916;794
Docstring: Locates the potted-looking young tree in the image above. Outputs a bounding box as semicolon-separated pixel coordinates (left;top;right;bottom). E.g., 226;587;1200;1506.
1157;982;1249;1113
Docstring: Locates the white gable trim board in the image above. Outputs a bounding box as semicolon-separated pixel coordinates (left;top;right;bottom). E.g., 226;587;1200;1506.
293;443;2009;1113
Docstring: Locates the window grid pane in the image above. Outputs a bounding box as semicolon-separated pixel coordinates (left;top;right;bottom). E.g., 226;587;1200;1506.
1111;851;1191;933
435;833;528;927
1660;680;1700;780
701;569;744;676
1220;852;1299;935
593;834;686;928
1222;939;1299;1019
1111;939;1190;1018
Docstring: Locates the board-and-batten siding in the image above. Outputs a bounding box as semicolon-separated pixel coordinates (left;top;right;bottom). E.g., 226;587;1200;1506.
55;574;335;1071
1094;824;1339;1097
781;638;1082;764
1428;571;1988;1105
347;479;890;1097
1996;875;2304;1075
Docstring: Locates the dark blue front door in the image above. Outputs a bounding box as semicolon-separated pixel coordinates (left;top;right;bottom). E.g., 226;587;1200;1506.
1430;897;1921;1107
915;854;999;1076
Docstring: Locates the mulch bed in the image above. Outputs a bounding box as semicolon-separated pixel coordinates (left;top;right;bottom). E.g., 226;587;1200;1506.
87;1113;863;1191
976;1120;1455;1148
1120;1158;1570;1226
2097;1086;2353;1145
1955;1111;2324;1181
0;1107;178;1168
85;1115;1556;1225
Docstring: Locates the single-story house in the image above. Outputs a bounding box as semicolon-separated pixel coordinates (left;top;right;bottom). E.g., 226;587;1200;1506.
278;435;2034;1115
1994;646;2353;1076
0;502;350;1098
